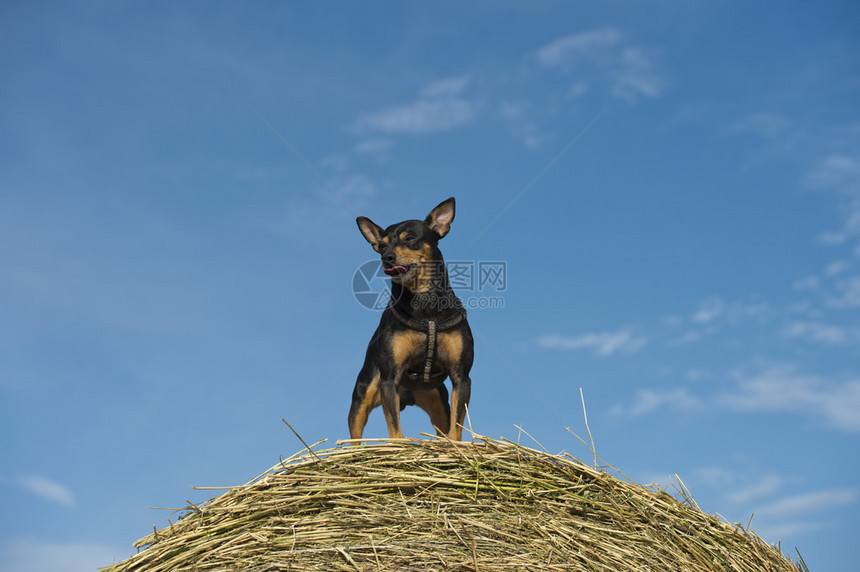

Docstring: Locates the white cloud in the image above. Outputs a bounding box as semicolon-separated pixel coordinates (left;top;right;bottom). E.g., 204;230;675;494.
536;28;622;68
617;388;702;416
665;297;768;346
354;138;393;156
568;81;589;98
792;275;820;291
616;364;860;432
726;474;784;505
817;230;848;245
827;276;860;308
358;99;476;134
825;260;849;277
499;103;542;148
727;113;790;140
610;47;663;102
334;173;379;201
267;172;380;236
420;75;472;98
691;297;769;324
692;466;735;489
666;327;716;346
719;365;860;431
807;154;860;196
684;368;711;381
751;521;825;544
745;488;858;543
782;320;860;346
356;76;477;135
794;261;850;287
690;466;786;505
807;153;860;247
18;475;75;507
537;28;663;101
756;488;858;519
538;328;647;357
0;538;128;572
692;298;725;323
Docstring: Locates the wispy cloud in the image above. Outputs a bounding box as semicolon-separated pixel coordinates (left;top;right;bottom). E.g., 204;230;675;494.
615;362;860;432
726;474;784;505
610;47;663;101
17;475;75;507
727;112;790;140
537;28;622;68
807;153;860;247
692;466;736;489
825;260;850;277
0;538;127;572
267;173;380;235
756;488;858;519
782;320;860;346
790;260;856;312
827;276;860;308
356;75;478;135
538;328;647;357
691;297;769;324
420;75;473;98
751;521;824;542
353;138;394;160
613;388;702;416
792;275;820;291
689;465;787;504
807;154;860;196
666;297;769;346
499;103;542;148
682;466;853;542
692;298;726;323
666;327;717;346
537;28;664;102
719;365;860;432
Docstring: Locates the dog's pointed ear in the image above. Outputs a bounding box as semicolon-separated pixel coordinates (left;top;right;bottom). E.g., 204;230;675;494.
425;197;456;239
357;216;385;252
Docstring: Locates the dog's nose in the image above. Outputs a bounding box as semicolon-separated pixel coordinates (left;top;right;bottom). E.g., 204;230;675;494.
382;251;396;264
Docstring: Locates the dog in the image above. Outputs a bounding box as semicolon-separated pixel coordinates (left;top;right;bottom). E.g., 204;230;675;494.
348;197;474;441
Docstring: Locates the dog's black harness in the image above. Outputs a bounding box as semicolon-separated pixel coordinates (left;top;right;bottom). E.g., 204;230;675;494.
389;303;467;384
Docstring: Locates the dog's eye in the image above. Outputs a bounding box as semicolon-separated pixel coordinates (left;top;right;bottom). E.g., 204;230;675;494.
405;234;417;242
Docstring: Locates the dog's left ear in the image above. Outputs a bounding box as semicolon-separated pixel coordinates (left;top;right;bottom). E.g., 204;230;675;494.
356;216;385;252
425;197;456;239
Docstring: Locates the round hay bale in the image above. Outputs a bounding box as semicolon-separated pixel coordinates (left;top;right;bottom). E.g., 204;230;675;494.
104;436;804;571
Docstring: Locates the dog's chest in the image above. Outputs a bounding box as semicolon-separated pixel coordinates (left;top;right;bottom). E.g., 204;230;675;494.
391;329;463;372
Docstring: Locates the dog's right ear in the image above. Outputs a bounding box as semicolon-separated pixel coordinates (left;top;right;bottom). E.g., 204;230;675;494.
356;216;385;252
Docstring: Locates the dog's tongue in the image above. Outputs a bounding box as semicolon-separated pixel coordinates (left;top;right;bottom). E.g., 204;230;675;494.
384;265;408;276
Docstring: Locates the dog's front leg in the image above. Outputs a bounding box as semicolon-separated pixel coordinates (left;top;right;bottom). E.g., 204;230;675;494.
447;370;471;441
378;372;404;439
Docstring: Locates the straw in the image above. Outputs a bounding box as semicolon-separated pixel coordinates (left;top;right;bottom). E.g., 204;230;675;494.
102;433;805;571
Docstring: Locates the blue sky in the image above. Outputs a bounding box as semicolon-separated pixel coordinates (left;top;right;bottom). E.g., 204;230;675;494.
2;2;859;570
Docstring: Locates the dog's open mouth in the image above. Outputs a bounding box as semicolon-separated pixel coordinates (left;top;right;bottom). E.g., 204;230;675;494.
383;265;410;276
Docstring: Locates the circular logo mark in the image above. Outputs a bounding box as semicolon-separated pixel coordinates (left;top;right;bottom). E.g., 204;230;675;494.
352;260;397;310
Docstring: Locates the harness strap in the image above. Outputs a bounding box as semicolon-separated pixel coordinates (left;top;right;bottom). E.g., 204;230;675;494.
423;320;436;384
388;303;467;332
388;303;467;384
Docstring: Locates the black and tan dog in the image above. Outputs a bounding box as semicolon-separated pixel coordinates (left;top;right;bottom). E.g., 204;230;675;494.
349;197;474;441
